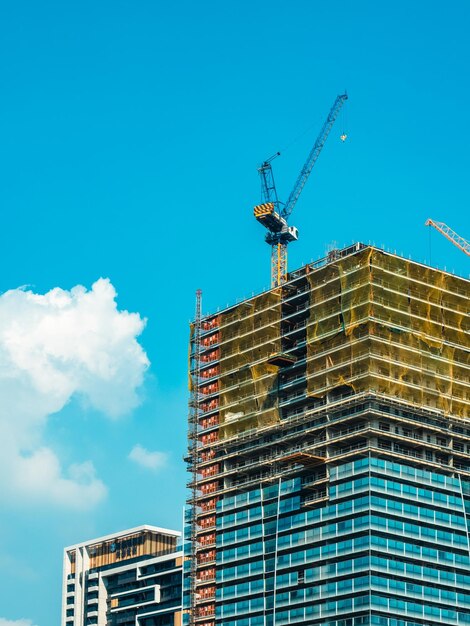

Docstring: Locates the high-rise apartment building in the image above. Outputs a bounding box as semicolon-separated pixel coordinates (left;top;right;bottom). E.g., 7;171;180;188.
62;525;182;626
185;244;470;626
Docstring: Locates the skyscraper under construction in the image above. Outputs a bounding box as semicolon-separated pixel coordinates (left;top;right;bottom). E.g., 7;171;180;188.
185;243;470;626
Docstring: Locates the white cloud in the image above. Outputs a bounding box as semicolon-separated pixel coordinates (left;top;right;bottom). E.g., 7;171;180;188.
0;278;149;509
129;444;168;471
0;619;38;626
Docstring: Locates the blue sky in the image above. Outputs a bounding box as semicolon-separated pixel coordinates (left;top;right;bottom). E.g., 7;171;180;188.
0;1;469;624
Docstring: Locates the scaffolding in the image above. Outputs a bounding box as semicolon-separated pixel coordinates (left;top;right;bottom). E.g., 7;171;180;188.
218;290;283;439
305;248;469;417
187;289;203;626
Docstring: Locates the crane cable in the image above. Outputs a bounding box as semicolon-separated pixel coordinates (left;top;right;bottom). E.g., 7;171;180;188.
428;222;432;266
262;95;349;214
340;104;348;142
276;99;349;158
280;118;323;155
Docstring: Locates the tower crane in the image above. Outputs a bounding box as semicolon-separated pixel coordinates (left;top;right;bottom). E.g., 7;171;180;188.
254;93;348;288
425;219;470;256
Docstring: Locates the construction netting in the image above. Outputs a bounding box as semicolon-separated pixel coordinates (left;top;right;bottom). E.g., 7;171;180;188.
218;290;282;438
306;248;470;418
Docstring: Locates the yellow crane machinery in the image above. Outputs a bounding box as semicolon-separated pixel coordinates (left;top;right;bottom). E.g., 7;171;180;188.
254;93;348;287
425;219;470;256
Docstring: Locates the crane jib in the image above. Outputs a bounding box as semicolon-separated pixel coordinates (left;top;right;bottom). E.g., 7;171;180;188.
282;93;348;220
426;219;470;256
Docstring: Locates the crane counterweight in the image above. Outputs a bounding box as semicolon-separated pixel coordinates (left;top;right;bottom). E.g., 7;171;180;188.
254;203;286;233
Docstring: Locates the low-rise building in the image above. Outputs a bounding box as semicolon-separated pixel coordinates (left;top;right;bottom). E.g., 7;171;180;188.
62;525;182;626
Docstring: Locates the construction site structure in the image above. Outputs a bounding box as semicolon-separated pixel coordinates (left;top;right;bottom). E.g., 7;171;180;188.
184;244;470;626
426;218;470;256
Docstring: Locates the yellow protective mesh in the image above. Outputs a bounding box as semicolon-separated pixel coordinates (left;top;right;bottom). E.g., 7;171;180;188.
218;290;282;438
306;248;470;418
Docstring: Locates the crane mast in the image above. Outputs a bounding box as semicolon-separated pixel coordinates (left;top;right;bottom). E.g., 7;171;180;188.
258;152;281;206
254;93;348;287
425;219;470;256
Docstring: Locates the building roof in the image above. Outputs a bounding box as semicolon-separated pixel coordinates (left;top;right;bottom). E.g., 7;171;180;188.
65;524;180;551
200;242;470;321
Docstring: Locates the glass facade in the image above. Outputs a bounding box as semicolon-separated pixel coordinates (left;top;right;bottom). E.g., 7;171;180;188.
214;456;470;626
